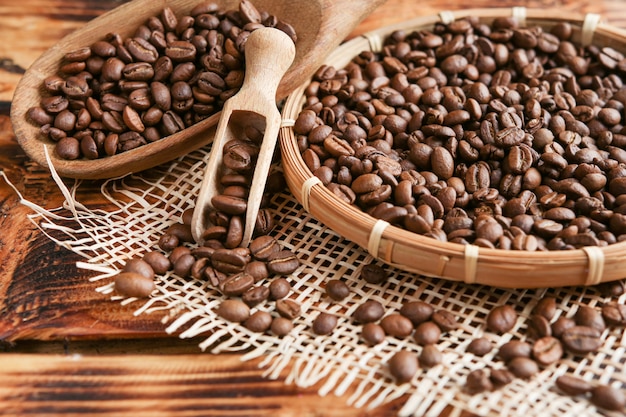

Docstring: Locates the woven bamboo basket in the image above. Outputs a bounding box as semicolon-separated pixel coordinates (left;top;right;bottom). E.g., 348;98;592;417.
279;7;626;289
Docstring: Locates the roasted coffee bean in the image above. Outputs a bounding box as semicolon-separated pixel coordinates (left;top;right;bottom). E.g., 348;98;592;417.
431;310;459;331
414;321;441;345
244;261;269;282
507;357;539;379
249;235;280;261
275;298;301;319
532;336;563;366
601;301;626;326
266;250;299;275
269;278;291;300
574;305;606;332
361;322;386;346
498;340;532;362
467;337;493;356
380;314;414;338
486;305;517;333
114;271;156;298
360;263;388;284
533;297;557;321
326;279;350;301
400;301;434;325
590;384;626;411
465;369;493;394
528;314;552;339
244;310;272;333
389;350;418;383
555;374;593;396
122;258;155;280
312;312;338;335
270;317;294;336
241;285;270;307
173;253;195;277
551;316;576;338
489;368;515;388
419;344;443;368
216;299;250;323
353;300;385;323
142;251;172;274
561;325;603;354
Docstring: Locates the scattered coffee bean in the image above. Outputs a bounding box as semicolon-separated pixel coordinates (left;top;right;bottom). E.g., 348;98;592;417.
489;368;515;388
380;314;414;338
561;325;603;355
555;374;593;396
360;263;388;284
431;309;459;332
275;298;301;320
601;301;626;326
465;369;493;394
114;271;156;298
271;316;294;337
486;305;517;334
122;258;155;280
142;251;172;275
551;317;576;338
414;321;442;346
498;341;532;362
507;357;539;379
419;344;442;368
361;322;386;346
312;312;338;335
269;277;291;300
574;305;606;332
267;250;300;275
353;300;385;323
533;297;557;321
532;336;563;366
590;384;626;411
467;337;493;356
389;350;418;383
326;279;350;301
215;299;250;323
244;310;273;333
400;301;434;326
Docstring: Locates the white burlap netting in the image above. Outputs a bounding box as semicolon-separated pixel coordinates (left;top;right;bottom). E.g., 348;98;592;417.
3;142;625;417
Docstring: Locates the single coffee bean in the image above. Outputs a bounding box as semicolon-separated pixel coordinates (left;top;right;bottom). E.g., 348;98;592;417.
533;297;557;320
362;322;386;346
114;271;156;298
561;325;603;354
142;251;172;274
249;235;280;261
467;337;493;356
326;279;350;301
400;301;434;325
353;300;385;323
601;301;626;326
528;314;552;339
244;310;272;333
173;253;196;278
507;357;539;379
275;298;301;320
465;369;493;394
432;310;459;332
312;312;338;335
555;374;593;396
419;344;443;368
414;321;441;346
551;316;576;338
360;263;388;284
244;261;269;282
590;384;626;411
574;305;606;332
220;272;255;296
267;250;300;275
498;340;532;362
269;278;291;300
389;350;418;383
216;299;250;323
532;336;563;366
489;368;515;388
486;305;517;333
380;314;414;338
241;285;270;307
122;258;155;280
271;317;293;336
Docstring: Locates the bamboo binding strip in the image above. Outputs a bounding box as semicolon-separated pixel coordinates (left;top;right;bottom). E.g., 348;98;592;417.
279;8;626;288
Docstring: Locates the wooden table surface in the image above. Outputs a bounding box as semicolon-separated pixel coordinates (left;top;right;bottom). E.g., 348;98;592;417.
1;0;625;416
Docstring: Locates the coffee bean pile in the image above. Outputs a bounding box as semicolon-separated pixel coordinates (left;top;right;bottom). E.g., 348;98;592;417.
294;16;626;250
26;0;296;160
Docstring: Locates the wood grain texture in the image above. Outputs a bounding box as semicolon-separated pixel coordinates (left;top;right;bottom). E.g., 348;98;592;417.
0;1;625;416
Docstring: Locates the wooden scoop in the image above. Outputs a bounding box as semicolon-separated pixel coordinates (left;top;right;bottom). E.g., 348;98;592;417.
10;0;386;179
191;27;294;246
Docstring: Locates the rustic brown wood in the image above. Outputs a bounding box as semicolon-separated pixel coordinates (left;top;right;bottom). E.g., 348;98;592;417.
1;0;625;415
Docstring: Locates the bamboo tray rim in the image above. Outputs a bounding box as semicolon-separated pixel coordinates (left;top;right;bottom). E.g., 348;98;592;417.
279;7;626;289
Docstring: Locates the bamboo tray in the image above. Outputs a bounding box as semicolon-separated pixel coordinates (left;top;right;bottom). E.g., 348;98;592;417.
279;8;626;288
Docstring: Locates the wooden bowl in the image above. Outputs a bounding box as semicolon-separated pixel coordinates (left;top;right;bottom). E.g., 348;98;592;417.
279;8;626;288
10;0;385;179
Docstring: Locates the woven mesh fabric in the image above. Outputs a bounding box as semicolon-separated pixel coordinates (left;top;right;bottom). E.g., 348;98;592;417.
5;143;625;417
